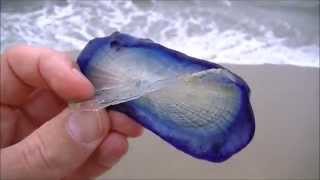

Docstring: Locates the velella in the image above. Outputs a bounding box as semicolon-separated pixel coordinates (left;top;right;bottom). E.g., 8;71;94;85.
74;32;255;162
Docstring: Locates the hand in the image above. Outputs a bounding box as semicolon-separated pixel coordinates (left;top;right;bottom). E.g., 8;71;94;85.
0;45;143;179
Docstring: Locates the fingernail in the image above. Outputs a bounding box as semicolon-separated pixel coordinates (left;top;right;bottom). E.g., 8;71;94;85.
72;68;89;83
67;110;106;143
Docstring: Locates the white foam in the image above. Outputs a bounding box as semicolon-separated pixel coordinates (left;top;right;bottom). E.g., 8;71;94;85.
1;0;319;67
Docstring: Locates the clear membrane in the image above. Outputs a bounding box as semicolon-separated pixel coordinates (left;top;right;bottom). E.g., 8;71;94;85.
69;68;229;111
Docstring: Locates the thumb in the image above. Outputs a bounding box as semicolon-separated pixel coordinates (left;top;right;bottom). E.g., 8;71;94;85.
1;108;110;179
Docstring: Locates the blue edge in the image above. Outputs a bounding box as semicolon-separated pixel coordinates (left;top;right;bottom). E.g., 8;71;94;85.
77;32;255;163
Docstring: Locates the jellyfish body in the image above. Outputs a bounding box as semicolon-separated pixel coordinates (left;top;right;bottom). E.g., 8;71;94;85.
77;32;255;162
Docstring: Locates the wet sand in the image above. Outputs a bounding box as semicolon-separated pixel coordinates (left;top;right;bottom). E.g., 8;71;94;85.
100;64;319;180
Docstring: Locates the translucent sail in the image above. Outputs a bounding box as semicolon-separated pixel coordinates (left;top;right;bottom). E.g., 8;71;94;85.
70;68;233;111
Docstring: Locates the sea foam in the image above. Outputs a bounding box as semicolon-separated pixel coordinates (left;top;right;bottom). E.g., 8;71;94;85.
1;0;319;67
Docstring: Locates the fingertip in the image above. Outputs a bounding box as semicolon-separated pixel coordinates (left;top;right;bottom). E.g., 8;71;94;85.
39;50;94;101
71;68;95;100
133;126;144;138
108;111;144;138
124;122;144;138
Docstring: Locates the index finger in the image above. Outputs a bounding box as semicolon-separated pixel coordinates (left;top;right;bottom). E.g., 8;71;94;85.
0;45;94;106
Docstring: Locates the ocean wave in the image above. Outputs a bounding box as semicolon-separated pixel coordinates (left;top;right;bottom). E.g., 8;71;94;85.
1;0;319;67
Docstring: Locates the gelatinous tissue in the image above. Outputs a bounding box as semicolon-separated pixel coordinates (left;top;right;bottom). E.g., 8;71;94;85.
70;32;255;162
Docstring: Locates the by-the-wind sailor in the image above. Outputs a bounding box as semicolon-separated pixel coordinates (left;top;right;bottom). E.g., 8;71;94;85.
75;32;255;162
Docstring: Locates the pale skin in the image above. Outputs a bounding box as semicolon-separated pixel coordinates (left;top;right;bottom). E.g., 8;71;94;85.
0;45;143;180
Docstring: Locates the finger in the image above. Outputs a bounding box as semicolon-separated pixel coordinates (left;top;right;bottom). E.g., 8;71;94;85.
21;89;66;126
3;89;67;145
0;105;18;147
0;105;36;147
0;51;33;106
0;108;110;179
0;45;94;106
13;109;37;144
108;110;144;137
66;132;128;179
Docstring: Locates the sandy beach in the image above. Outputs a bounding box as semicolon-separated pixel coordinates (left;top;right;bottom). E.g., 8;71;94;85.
1;0;318;179
100;64;319;180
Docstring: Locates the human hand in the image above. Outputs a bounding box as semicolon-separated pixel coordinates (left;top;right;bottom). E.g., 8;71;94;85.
0;45;143;180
